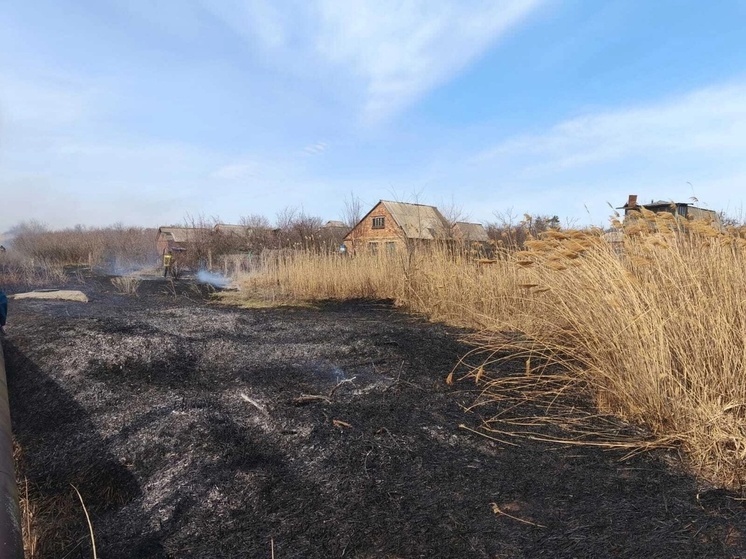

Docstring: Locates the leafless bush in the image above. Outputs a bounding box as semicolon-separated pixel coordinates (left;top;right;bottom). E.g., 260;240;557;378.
486;210;561;250
8;222;157;268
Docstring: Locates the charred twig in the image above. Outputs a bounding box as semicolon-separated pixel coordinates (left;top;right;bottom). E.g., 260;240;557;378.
381;361;423;393
240;393;269;416
291;394;331;406
490;502;545;528
329;376;356;397
459;424;519;447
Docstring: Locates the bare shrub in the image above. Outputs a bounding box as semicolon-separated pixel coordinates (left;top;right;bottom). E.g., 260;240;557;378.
7;222;157;269
0;250;66;288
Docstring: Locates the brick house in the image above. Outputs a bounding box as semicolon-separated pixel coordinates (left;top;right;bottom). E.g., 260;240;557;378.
343;200;450;254
156;227;208;255
451;222;489;243
616;194;720;223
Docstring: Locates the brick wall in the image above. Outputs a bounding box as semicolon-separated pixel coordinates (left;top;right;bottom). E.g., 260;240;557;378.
343;202;406;253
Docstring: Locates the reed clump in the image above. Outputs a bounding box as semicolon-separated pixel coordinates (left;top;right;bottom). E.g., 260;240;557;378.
501;216;746;488
110;275;141;296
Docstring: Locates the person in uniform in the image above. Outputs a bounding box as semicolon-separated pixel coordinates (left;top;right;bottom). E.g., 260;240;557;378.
163;249;173;278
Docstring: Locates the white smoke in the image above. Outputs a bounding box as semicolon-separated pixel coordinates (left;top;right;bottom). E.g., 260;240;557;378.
196;270;230;288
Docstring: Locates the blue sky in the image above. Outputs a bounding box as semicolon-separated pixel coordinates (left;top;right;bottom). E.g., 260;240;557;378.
2;0;746;232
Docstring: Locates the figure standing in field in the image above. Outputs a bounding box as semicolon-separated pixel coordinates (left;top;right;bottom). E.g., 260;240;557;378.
163;249;173;278
0;289;7;335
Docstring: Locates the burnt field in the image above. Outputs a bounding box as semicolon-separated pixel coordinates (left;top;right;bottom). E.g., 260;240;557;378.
3;274;746;558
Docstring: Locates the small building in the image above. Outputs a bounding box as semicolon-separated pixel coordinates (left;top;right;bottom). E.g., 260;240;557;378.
617;194;719;222
156;227;208;255
323;220;347;230
452;222;489;243
343;200;450;254
214;223;251;237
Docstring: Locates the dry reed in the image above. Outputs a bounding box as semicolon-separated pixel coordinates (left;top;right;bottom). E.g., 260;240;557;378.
110;276;141;296
238;218;746;490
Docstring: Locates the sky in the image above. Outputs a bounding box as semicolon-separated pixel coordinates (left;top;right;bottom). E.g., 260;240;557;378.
2;0;746;233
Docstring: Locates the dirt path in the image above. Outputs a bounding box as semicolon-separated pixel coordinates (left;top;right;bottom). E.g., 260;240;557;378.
3;276;745;558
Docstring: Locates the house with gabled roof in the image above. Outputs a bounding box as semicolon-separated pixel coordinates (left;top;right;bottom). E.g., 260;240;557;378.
343;200;450;254
617;194;719;223
452;221;489;243
156;226;209;255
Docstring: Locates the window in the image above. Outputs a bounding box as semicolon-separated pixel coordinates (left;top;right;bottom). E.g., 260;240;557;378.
372;216;385;229
385;241;396;254
368;242;379;254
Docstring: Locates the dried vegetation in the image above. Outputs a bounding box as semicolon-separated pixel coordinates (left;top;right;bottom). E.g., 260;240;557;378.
239;213;746;490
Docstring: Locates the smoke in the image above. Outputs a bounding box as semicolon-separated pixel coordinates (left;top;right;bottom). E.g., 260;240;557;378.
196;270;230;288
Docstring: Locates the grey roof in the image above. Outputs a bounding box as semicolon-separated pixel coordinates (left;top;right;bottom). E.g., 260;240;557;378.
157;227;207;243
452;222;489;242
323;220;347;229
380;201;450;240
646;200;680;207
214;224;250;235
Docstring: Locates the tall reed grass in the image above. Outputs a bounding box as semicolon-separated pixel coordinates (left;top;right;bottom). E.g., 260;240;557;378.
238;217;746;489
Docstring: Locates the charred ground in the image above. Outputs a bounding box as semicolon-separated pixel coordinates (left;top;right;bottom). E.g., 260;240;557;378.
3;274;746;558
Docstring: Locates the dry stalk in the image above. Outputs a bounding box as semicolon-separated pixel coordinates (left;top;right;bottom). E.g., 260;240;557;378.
110;275;141;295
70;484;97;559
490;502;545;528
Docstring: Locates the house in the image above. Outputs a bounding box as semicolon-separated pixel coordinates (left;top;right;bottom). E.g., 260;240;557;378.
452;222;489;243
156;227;208;255
214;223;251;237
343;200;450;254
323;220;347;230
617;194;719;223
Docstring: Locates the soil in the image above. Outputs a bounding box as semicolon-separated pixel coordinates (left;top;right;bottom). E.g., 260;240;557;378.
3;273;746;558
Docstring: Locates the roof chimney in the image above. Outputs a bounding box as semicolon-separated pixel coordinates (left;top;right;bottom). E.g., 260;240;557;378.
627;194;638;207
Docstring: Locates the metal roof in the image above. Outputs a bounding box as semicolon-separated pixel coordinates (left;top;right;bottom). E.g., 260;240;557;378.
380;201;450;240
452;222;489;242
323;220;347;229
157;227;207;243
214;224;250;235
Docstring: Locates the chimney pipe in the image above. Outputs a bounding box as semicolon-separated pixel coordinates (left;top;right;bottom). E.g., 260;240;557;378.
627;194;638;207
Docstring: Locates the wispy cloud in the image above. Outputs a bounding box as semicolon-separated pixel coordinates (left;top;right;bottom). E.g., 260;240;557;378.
464;81;746;221
315;0;542;121
210;162;258;180
200;0;542;121
476;83;746;171
303;141;327;156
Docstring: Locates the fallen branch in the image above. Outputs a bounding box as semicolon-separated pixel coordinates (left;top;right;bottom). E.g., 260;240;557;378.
490;502;545;528
291;394;331;406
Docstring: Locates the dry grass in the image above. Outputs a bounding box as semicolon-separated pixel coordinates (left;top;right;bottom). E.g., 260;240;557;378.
237;246;523;328
238;219;746;490
0;253;67;288
110;275;141;296
10;224;157;268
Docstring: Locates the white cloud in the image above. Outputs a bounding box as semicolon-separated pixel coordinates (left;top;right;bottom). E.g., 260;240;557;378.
464;81;746;223
0;74;97;129
198;0;288;48
210;162;259;180
303;141;327;155
476;83;746;170
200;0;542;121
315;0;542;121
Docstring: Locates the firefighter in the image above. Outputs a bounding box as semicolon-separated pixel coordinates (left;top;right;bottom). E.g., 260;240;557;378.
163;249;173;278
